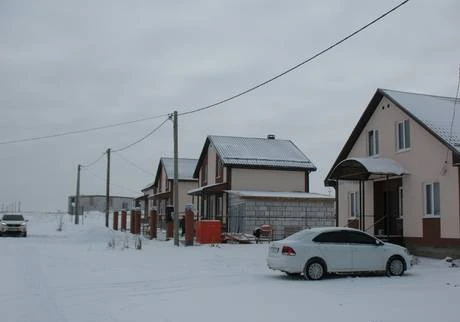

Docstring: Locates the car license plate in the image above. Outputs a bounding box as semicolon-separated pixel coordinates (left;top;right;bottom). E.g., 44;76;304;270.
269;246;279;254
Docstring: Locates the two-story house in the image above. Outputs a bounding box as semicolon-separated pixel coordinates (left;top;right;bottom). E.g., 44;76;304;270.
146;157;198;221
325;88;460;257
189;135;335;239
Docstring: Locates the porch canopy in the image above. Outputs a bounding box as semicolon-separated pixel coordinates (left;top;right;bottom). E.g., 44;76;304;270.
188;182;229;196
328;157;407;181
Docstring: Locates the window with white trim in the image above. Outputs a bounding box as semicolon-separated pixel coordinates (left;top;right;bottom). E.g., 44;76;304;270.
397;119;411;151
349;191;360;218
424;182;440;216
368;129;379;156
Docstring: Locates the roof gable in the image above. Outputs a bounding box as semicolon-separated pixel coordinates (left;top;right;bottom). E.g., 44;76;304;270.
325;88;460;186
194;135;316;177
154;157;198;186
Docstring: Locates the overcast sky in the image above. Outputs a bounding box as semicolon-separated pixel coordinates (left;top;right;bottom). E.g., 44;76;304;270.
1;0;459;212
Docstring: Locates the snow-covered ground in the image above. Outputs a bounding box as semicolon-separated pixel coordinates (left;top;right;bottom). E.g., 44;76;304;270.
1;212;459;322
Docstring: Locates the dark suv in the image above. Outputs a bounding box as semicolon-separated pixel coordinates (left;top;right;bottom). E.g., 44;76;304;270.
0;213;28;237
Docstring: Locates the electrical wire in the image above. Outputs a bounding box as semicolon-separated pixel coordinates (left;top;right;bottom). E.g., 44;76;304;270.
0;113;170;146
447;65;460;148
115;152;155;176
82;167;139;195
81;152;107;168
111;117;170;153
178;0;410;117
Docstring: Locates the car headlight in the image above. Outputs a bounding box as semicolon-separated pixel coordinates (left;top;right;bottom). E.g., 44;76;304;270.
1;222;6;226
20;223;26;226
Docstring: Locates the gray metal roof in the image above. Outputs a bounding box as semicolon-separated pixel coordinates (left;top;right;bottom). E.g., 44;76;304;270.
383;89;460;152
208;135;316;170
161;157;198;180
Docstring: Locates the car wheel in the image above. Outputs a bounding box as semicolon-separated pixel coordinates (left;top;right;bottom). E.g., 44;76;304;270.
387;256;405;276
304;260;325;280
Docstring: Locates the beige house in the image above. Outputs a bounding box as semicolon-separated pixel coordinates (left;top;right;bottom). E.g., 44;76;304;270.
189;135;335;236
325;88;460;257
142;158;198;219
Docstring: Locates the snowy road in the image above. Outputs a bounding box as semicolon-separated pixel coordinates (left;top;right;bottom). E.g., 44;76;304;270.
1;213;459;322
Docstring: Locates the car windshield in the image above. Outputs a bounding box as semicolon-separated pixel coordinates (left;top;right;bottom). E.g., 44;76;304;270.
2;214;25;221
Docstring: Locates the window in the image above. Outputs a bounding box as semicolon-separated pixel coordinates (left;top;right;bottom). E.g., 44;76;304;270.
201;157;208;186
313;231;348;243
397;119;411;150
424;182;440;216
368;129;379;156
347;231;377;245
349;191;360;218
215;157;223;180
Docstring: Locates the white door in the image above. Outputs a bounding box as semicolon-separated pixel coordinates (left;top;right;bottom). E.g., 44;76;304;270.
347;231;386;271
314;231;353;272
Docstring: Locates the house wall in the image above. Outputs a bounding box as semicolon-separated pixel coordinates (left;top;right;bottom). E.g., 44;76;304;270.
177;181;198;214
227;194;335;240
338;96;460;240
232;168;306;192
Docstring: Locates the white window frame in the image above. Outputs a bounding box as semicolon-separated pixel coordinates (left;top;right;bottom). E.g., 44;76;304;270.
368;129;379;157
349;191;360;218
396;119;411;151
424;182;440;216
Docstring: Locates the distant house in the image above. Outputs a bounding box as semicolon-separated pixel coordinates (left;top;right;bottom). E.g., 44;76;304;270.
143;157;198;220
325;88;460;257
68;195;134;215
189;135;335;238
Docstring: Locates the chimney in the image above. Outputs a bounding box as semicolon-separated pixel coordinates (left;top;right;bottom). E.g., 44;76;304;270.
267;134;276;140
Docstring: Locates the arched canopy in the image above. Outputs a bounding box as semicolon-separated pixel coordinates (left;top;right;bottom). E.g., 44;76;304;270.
328;157;407;181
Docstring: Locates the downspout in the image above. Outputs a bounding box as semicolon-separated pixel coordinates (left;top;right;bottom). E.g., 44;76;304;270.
359;180;362;230
335;181;339;227
362;180;366;231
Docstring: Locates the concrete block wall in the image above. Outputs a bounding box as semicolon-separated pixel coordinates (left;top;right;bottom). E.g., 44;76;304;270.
227;195;336;240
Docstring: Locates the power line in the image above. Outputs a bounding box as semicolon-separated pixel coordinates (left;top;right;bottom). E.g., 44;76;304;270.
0;113;170;146
81;152;106;168
82;166;139;195
112;117;170;153
178;0;410;117
115;152;155;176
448;65;460;148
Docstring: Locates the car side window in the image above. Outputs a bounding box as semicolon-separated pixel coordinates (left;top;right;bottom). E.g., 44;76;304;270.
347;231;377;245
313;231;348;243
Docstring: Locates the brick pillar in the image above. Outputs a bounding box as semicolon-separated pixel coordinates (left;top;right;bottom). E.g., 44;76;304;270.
166;222;173;239
121;210;127;231
135;209;142;235
149;209;157;239
185;206;195;246
130;210;135;233
113;211;119;231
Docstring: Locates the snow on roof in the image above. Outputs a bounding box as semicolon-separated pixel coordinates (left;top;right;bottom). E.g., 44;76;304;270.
382;89;460;152
349;157;407;175
225;190;334;200
161;158;198;180
208;135;316;170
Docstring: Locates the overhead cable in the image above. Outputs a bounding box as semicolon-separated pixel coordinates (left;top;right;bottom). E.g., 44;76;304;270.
178;0;410;116
111;117;170;153
0;113;170;146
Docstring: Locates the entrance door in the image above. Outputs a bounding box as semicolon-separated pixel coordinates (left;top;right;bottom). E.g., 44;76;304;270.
373;178;403;237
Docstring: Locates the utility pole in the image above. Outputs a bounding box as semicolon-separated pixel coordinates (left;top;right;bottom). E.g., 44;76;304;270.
105;148;111;227
75;164;81;224
173;111;179;246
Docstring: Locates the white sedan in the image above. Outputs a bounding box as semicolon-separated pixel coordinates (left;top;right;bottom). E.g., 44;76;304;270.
267;227;412;280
